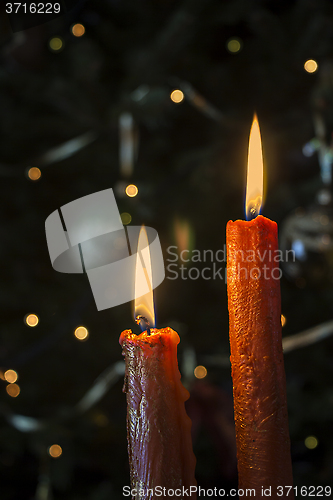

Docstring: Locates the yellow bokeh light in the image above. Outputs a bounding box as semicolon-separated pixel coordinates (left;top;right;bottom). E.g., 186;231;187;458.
49;37;64;52
74;326;89;340
121;212;132;225
281;314;286;327
28;167;41;181
227;38;242;53
6;384;20;398
4;369;18;384
125;184;138;197
48;444;62;458
170;90;184;103
71;23;85;37
194;365;207;379
304;59;318;73
25;313;39;327
0;370;5;381
305;436;318;449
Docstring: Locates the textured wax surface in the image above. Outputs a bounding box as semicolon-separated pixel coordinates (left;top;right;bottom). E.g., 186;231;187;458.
227;216;294;499
120;327;197;500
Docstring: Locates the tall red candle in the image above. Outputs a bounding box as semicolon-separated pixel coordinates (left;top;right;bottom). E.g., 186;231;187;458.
226;116;293;497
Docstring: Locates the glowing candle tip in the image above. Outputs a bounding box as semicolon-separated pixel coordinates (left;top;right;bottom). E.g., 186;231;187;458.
134;227;155;328
246;113;264;221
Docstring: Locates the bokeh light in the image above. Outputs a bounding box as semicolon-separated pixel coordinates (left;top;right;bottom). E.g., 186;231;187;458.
281;314;286;327
226;38;242;53
28;167;41;181
25;314;39;327
304;59;318;73
6;384;20;397
74;326;89;341
194;365;207;379
125;184;138;197
71;23;85;37
4;369;18;384
304;435;318;449
48;444;62;458
49;37;64;52
93;412;109;427
121;212;132;225
170;90;184;103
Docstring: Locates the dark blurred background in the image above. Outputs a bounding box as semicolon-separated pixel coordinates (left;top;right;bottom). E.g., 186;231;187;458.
1;0;333;498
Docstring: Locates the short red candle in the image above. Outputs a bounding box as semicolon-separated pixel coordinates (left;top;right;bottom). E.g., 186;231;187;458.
120;327;197;499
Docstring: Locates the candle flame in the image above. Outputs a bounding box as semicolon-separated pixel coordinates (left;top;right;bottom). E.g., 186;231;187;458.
245;114;264;220
134;226;155;328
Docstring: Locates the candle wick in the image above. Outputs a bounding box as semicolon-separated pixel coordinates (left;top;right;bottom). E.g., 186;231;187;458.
135;315;151;335
246;197;262;221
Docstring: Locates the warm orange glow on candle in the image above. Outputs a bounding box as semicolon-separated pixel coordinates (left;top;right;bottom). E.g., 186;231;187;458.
246;114;264;220
134;226;155;327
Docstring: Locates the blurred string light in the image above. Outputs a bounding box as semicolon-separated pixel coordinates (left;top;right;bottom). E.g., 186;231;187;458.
25;314;39;327
125;184;138;197
49;37;64;52
4;370;18;384
71;23;85;37
4;362;125;434
27;167;41;181
6;384;20;398
194;365;207;379
226;37;242;53
119;113;136;178
0;132;98;179
170;89;184;103
174;217;195;259
0;370;5;380
48;444;62;458
304;59;318;73
74;326;89;341
304;435;318;449
121;212;132;225
178;81;223;121
281;314;286;327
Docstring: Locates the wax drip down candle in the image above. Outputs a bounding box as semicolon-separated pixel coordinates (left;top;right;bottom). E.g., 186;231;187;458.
120;227;197;500
226;115;294;498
